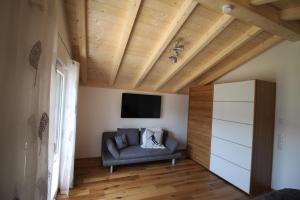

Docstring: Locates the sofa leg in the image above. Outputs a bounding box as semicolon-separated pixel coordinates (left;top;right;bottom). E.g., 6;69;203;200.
172;159;176;166
110;165;114;173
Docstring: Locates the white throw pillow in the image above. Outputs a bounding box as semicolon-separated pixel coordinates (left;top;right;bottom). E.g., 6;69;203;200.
149;127;163;144
141;128;165;149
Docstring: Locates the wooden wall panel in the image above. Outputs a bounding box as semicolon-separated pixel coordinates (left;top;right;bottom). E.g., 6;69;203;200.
250;80;276;196
187;85;213;168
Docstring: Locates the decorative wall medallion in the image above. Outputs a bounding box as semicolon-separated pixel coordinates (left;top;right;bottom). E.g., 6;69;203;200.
39;112;49;153
29;40;42;87
39;112;49;141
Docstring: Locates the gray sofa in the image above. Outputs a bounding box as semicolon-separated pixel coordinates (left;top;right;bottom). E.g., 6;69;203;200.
254;189;300;200
101;129;181;172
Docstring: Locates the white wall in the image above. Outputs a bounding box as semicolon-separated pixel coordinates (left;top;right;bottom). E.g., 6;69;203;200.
216;41;300;190
76;87;189;158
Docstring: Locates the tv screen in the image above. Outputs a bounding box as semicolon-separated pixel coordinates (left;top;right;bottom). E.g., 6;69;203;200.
121;93;161;118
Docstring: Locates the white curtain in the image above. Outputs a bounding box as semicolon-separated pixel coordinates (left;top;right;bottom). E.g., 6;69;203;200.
59;61;79;195
0;0;58;199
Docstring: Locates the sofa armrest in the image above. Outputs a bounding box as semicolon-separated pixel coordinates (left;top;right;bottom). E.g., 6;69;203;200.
165;136;178;154
106;138;119;159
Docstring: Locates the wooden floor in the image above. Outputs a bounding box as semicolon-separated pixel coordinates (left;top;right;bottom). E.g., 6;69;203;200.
56;158;250;200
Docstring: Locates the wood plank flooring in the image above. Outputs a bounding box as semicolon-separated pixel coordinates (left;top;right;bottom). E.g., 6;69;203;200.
56;158;250;200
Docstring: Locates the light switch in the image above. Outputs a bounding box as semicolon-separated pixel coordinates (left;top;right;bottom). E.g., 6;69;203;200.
277;133;284;150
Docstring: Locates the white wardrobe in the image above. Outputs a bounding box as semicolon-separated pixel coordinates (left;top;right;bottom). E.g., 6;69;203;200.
188;80;276;196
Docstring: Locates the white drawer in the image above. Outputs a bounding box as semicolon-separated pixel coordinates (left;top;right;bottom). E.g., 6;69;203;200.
212;119;253;147
210;154;250;193
213;102;254;124
214;80;255;102
211;137;252;170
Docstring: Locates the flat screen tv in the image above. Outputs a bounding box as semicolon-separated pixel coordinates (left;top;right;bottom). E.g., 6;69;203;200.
121;93;161;118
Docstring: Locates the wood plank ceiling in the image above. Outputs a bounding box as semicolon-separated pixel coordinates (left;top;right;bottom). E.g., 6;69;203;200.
64;0;300;94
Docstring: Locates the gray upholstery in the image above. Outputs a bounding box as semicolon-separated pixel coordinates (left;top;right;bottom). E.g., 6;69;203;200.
114;134;128;149
117;128;139;145
165;136;178;154
106;138;119;159
102;151;181;167
101;130;181;167
120;146;171;159
102;132;118;153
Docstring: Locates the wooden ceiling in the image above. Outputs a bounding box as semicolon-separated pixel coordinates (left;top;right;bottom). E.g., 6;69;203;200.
64;0;300;94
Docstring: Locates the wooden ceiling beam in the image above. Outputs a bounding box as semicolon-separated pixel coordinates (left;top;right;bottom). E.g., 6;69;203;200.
196;35;282;86
133;0;198;88
154;14;233;91
172;26;262;92
250;0;279;6
76;0;88;84
109;0;141;85
280;6;300;21
197;0;300;41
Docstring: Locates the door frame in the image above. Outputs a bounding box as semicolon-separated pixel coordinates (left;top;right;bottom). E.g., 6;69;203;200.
50;59;66;199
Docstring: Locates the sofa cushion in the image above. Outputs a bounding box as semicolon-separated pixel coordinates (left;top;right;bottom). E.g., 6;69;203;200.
141;129;165;149
114;134;128;149
117;128;139;145
119;146;171;159
102;151;182;167
165;136;178;154
141;128;168;145
141;128;163;144
106;138;119;159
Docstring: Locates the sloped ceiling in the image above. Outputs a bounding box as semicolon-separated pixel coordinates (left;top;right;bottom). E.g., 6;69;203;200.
64;0;300;94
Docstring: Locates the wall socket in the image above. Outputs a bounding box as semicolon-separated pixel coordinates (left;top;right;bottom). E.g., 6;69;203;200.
277;118;285;150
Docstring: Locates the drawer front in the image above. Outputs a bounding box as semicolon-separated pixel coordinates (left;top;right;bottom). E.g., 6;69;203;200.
210;154;250;193
211;137;252;170
212;119;253;147
213;102;254;124
214;80;255;102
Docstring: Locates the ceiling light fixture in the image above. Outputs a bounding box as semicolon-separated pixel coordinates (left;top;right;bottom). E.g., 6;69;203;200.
169;38;184;63
222;4;234;14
